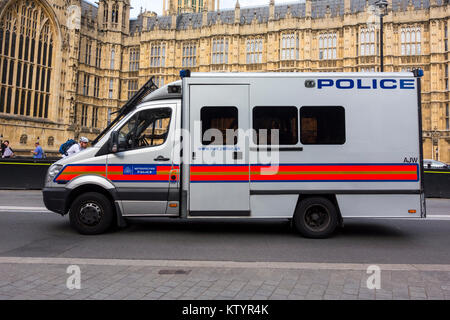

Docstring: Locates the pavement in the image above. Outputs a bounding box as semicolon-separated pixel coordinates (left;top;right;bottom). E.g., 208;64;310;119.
0;190;449;300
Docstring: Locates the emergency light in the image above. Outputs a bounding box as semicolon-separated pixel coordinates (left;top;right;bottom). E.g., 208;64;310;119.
180;69;191;78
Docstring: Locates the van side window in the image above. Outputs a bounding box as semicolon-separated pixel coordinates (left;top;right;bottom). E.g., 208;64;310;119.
252;107;298;145
300;106;345;145
117;107;172;151
201;107;238;145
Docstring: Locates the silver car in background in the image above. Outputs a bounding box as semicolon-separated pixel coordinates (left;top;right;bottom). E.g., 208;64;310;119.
424;159;449;169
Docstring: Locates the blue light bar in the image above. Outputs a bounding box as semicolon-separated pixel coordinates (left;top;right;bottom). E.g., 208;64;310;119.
413;69;424;78
180;69;191;78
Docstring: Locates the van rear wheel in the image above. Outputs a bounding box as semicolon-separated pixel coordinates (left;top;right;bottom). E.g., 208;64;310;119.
69;192;114;235
293;197;338;239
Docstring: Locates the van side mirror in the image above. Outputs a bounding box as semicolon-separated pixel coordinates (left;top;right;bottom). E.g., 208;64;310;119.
109;131;119;153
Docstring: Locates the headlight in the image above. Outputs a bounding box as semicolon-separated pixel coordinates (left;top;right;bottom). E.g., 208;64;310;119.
46;164;63;184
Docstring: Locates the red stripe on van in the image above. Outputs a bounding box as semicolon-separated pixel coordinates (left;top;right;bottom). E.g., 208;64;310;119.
55;165;179;183
189;164;418;182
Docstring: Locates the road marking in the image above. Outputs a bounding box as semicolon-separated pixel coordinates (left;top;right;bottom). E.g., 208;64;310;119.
1;256;450;272
0;206;50;212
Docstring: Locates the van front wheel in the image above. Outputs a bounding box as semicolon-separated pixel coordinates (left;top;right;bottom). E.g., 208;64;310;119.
69;192;114;235
293;197;338;239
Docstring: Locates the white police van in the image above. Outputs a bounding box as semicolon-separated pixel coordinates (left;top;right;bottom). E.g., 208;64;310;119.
43;71;425;238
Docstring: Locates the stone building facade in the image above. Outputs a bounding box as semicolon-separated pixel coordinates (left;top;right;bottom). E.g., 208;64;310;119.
0;0;449;161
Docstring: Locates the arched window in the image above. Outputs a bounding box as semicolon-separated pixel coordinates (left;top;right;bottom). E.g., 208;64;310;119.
359;28;376;57
0;0;54;118
112;4;118;24
104;5;108;23
110;48;115;69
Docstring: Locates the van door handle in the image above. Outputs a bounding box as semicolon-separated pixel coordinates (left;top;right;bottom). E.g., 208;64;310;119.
154;155;170;162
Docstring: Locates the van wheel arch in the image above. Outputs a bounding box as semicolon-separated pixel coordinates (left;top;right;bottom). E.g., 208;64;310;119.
295;194;343;223
292;194;343;238
66;184;116;215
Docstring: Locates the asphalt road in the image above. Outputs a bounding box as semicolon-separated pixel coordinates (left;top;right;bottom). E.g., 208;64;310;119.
0;191;449;265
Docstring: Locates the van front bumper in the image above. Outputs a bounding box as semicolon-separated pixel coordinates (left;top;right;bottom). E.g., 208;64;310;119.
43;187;68;215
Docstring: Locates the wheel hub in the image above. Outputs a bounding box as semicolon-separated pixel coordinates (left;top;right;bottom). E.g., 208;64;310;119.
79;202;102;226
304;204;330;231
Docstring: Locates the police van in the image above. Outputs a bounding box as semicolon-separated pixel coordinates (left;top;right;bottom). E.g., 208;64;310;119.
43;71;425;238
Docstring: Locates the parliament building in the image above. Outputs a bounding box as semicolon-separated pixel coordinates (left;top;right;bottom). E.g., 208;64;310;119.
0;0;449;162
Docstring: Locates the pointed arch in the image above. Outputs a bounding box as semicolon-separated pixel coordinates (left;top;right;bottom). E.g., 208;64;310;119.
0;0;62;120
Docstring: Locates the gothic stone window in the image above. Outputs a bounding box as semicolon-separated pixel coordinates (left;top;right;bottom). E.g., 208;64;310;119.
182;42;197;67
111;3;119;27
93;76;100;98
103;5;108;28
445;24;448;52
83;73;90;96
108;78;114;99
110;47;115;69
319;33;337;60
150;43;166;67
401;27;421;56
128;79;138;99
246;38;263;64
211;38;228;65
91;106;98;128
85;40;92;65
359;28;376;56
446;103;449;130
81;104;88;127
0;0;55;118
95;45;102;68
129;47;140;72
280;33;299;61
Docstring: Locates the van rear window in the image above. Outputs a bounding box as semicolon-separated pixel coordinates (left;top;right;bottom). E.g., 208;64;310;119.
201;106;238;145
300;106;346;145
252;107;298;145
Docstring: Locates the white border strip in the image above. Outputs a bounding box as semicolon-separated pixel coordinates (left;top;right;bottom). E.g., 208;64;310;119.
1;257;450;272
0;206;50;212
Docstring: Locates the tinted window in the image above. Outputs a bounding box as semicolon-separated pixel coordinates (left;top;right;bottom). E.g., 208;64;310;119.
253;107;298;145
201;107;238;145
118;108;171;151
300;106;345;145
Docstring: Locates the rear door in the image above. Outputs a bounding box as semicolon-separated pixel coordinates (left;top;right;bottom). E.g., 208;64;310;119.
189;85;250;216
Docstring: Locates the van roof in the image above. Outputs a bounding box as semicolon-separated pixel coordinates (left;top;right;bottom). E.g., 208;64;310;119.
140;71;417;104
141;80;182;103
190;72;416;78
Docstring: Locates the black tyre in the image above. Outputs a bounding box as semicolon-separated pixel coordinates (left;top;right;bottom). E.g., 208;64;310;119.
69;192;114;235
293;197;338;239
